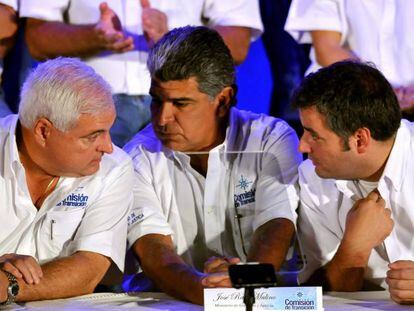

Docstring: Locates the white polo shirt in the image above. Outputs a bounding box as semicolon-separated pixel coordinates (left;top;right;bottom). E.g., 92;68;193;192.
298;120;414;287
285;0;414;86
20;0;263;95
0;115;134;271
124;108;301;271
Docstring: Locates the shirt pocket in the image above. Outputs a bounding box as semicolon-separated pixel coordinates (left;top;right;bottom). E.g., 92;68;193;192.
37;208;85;260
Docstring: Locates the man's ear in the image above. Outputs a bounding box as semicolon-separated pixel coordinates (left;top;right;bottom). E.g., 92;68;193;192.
33;118;53;147
352;127;371;154
216;86;234;118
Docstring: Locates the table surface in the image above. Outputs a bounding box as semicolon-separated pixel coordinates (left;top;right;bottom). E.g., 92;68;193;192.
3;290;410;310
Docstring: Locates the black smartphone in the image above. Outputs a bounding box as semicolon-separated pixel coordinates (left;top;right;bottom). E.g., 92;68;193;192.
229;263;277;288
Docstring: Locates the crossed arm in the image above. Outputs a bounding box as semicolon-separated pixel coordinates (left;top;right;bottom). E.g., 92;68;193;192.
25;2;251;65
0;251;110;303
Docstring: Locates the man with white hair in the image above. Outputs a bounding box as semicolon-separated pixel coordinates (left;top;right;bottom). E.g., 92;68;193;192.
0;57;133;305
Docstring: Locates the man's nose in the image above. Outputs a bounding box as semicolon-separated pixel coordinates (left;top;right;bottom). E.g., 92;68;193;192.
98;132;113;154
298;135;311;154
156;102;175;126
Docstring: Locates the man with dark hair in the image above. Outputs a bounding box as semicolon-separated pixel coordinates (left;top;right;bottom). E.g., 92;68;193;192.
294;60;414;304
21;0;263;147
124;26;302;304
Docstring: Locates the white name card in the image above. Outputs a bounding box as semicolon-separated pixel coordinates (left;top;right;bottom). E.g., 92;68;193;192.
204;287;323;311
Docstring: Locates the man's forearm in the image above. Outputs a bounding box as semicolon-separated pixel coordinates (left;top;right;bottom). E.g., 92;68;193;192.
16;251;110;302
147;260;205;304
247;218;295;271
214;26;251;65
25;19;104;60
311;30;358;67
308;242;370;291
134;235;205;305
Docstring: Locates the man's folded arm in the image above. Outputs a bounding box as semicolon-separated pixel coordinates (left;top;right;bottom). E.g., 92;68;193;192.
15;251;110;302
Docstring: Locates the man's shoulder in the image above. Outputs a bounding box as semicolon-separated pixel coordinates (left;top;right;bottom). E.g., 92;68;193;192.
0;114;18;143
123;125;163;159
231;108;296;141
99;145;133;176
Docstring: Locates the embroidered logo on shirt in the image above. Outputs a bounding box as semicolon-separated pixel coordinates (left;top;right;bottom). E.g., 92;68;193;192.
56;193;89;207
234;175;256;207
128;211;144;226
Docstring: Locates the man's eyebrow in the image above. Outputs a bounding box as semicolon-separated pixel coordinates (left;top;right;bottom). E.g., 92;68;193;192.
149;92;196;103
81;129;105;138
303;126;319;136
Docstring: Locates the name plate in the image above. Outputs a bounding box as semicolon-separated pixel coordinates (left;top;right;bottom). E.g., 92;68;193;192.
204;287;323;311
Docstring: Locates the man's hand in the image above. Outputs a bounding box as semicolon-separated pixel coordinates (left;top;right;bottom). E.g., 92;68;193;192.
386;260;414;305
201;256;241;288
140;0;168;47
395;85;414;114
201;271;233;288
0;270;9;303
342;190;393;256
94;2;134;53
0;254;43;285
204;256;241;273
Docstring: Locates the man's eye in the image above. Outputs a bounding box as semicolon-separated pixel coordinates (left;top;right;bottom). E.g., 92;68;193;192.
87;133;99;141
173;101;188;108
311;133;319;140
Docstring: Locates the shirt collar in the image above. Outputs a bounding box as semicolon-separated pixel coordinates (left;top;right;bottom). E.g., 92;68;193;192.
379;120;410;192
3;115;23;179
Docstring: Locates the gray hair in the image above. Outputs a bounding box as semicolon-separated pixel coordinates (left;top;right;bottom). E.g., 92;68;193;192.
19;57;114;131
147;26;236;103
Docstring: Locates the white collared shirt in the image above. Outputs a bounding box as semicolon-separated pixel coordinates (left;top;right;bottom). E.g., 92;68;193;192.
124;108;301;270
20;0;263;95
285;0;414;87
298;120;414;287
0;115;134;271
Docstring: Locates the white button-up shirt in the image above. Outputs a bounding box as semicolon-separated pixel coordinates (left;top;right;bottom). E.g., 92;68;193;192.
124;108;301;270
298;120;414;287
285;0;414;87
20;0;263;95
0;115;134;271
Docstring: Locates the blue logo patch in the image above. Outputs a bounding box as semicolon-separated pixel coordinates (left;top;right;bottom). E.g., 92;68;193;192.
234;175;256;208
57;193;89;207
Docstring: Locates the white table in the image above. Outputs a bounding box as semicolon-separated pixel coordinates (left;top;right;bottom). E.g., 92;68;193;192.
324;291;410;310
4;291;410;310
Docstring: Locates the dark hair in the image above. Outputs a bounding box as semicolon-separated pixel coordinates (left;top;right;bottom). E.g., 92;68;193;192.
147;26;236;105
292;61;401;145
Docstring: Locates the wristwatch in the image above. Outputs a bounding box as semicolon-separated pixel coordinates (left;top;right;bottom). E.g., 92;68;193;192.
0;270;19;305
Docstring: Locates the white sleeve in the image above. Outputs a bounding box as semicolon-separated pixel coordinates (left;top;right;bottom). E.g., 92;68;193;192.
20;0;69;21
203;0;263;40
285;0;347;44
126;149;174;246
0;0;17;10
297;160;342;283
253;122;302;231
63;156;134;272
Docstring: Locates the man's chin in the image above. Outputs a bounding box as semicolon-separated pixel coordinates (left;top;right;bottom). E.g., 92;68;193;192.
314;166;332;179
